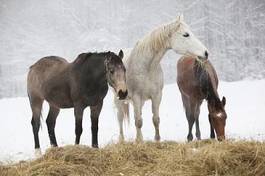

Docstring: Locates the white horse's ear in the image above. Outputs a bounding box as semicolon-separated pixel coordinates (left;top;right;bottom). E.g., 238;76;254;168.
177;14;184;22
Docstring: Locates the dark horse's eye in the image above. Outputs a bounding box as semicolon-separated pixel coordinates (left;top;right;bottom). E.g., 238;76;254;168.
183;33;190;37
110;70;114;74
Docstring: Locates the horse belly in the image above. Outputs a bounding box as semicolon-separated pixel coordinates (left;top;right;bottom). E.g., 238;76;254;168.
128;76;162;100
44;85;74;108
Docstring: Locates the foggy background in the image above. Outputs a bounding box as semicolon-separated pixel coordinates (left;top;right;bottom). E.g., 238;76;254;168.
0;0;265;98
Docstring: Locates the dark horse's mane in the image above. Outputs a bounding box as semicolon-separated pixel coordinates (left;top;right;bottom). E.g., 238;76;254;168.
73;51;116;66
194;60;220;105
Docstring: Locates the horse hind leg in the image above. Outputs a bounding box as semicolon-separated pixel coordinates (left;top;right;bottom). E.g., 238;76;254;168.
194;103;202;140
151;91;162;141
29;95;44;155
187;113;195;142
195;118;201;140
46;105;60;147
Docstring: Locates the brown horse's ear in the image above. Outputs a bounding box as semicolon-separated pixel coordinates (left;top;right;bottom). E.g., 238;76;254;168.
222;96;226;107
118;50;124;59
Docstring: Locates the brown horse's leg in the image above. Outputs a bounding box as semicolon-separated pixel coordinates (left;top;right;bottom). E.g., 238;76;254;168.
90;100;103;148
208;115;215;139
74;105;85;145
195;118;201;140
30;97;44;149
195;102;202;140
187;114;195;142
46;105;60;147
181;94;195;141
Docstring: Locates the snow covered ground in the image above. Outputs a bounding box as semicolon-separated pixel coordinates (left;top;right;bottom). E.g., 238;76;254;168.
0;80;265;163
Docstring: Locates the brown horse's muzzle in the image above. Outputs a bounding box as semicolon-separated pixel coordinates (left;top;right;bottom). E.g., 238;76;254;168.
217;135;225;141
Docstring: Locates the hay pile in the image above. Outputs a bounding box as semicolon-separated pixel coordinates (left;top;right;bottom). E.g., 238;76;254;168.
1;140;265;176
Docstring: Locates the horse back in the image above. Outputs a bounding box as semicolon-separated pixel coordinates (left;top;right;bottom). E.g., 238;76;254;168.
27;56;73;107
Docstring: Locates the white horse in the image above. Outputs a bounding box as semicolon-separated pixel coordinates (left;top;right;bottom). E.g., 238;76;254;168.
115;15;209;142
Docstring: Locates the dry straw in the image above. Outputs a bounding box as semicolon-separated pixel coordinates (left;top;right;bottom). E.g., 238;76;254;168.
1;140;265;176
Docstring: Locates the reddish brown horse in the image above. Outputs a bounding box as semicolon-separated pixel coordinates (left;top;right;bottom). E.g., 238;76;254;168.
177;56;227;141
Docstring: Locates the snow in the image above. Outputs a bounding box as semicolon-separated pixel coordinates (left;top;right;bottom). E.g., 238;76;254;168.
0;79;265;163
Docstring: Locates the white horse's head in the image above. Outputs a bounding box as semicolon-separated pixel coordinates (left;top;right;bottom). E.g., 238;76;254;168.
169;15;209;60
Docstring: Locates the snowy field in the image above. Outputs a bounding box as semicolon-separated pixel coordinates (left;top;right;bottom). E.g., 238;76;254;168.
0;80;265;163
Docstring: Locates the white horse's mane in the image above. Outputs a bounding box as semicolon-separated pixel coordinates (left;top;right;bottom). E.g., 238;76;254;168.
134;20;180;55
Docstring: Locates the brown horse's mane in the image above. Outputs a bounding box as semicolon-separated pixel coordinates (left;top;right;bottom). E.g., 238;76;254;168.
194;60;221;107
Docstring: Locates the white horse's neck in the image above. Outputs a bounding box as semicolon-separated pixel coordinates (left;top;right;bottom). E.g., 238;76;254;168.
130;23;173;71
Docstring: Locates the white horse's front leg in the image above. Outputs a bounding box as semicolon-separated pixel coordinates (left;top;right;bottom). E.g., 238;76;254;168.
117;109;125;142
151;91;162;141
114;97;126;142
132;95;144;142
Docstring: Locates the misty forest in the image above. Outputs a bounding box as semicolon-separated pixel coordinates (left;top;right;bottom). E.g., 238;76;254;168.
0;0;265;98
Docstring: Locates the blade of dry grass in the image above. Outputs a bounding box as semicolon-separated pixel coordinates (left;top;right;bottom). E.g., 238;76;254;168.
1;140;265;176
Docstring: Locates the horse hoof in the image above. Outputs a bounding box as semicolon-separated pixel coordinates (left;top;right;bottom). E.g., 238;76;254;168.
92;144;99;148
187;134;193;142
135;137;143;143
35;149;42;158
119;136;125;143
154;135;161;142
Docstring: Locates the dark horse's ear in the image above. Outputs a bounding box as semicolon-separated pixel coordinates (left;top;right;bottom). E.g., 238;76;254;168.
104;55;111;69
222;96;226;107
118;49;124;59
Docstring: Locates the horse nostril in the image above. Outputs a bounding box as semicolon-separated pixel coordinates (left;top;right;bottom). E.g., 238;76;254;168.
205;51;208;59
118;90;128;99
124;90;128;97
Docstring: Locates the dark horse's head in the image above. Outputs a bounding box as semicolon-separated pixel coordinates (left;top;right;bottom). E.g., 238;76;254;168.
208;96;227;141
105;50;128;100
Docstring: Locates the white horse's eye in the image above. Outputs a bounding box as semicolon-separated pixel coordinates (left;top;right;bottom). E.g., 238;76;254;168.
183;33;190;37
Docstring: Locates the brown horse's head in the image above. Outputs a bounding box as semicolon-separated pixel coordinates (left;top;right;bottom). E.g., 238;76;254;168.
208;96;227;141
105;50;127;100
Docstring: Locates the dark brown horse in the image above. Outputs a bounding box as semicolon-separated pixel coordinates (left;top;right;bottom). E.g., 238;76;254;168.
27;50;127;154
177;56;227;141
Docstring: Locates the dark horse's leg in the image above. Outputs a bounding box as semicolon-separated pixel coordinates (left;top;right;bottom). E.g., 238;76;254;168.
74;105;85;145
90;100;103;148
208;115;215;139
46;105;60;147
30;97;44;149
